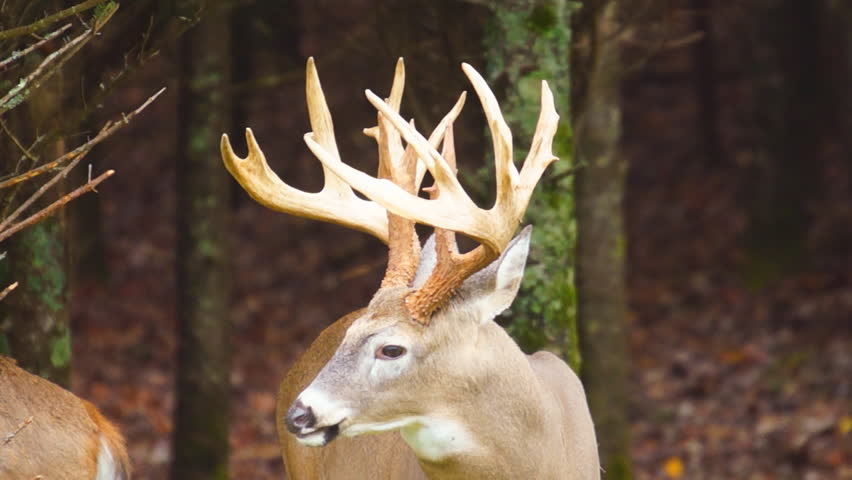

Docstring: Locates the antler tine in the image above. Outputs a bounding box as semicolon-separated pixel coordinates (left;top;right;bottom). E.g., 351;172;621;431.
460;63;517;208
373;59;421;288
221;58;390;243
518;80;559;193
376;58;408;183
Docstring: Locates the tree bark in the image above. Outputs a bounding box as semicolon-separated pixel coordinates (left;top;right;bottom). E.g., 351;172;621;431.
573;1;632;478
744;0;824;286
171;1;232;479
691;0;722;165
0;7;71;386
484;0;580;369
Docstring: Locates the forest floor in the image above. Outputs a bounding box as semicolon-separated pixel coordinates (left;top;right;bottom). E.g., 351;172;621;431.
69;34;851;480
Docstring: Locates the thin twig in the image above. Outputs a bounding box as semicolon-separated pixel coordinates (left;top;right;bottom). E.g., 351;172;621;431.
1;134;47;219
0;156;62;190
0;87;165;234
0;281;17;301
1;416;32;446
0;27;94;116
0;170;113;244
0;23;72;72
0;118;38;163
0;0;106;41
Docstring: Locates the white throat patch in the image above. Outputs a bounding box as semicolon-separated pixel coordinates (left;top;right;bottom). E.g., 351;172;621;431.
400;416;479;462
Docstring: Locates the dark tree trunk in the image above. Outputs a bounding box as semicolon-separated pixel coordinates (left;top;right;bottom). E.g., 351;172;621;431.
171;2;232;479
484;0;580;369
744;0;825;286
692;0;722;165
573;1;632;478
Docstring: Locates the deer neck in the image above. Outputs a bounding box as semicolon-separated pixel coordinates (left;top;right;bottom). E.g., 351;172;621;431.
399;322;564;480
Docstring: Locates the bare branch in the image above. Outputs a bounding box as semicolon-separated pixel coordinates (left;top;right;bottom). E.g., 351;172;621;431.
0;281;18;302
0;0;106;41
0;23;72;72
0;87;165;234
0;156;61;190
0;117;38;163
0;169;113;244
0;26;94;116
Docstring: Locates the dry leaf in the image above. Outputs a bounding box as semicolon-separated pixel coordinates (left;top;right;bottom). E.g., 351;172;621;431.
839;415;852;436
663;456;684;478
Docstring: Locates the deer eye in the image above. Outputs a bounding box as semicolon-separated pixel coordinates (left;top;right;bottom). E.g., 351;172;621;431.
376;345;407;360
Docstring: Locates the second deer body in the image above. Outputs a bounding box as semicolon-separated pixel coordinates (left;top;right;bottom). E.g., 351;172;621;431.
0;356;130;480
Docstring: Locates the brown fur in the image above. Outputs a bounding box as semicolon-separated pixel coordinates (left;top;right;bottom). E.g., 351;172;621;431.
277;310;427;480
0;356;131;480
277;301;600;479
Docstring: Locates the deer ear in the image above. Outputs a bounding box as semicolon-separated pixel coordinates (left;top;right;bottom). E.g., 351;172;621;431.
456;225;532;324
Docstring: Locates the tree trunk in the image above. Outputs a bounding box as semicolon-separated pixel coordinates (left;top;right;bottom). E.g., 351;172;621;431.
484;0;580;369
171;2;232;479
744;0;825;286
0;22;71;386
1;216;71;386
691;0;722;165
573;1;632;478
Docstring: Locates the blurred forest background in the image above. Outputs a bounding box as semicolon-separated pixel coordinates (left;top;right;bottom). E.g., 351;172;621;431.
1;0;850;479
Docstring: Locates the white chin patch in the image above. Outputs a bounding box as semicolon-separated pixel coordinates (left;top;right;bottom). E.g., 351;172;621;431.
342;417;414;437
297;430;330;447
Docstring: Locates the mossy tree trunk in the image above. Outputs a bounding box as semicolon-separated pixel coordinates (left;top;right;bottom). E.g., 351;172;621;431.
0;11;71;386
0;211;71;386
573;1;632;478
170;2;232;479
484;0;580;370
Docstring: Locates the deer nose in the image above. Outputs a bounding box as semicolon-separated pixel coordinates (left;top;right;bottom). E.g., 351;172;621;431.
285;399;316;433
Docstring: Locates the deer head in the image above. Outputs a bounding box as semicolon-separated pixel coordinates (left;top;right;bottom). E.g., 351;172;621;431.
221;57;559;449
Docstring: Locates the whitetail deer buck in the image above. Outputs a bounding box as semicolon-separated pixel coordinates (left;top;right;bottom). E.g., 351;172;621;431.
0;356;130;480
222;58;600;479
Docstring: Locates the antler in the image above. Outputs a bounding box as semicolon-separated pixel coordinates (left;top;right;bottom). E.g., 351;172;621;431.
221;58;389;241
369;59;420;288
304;63;560;323
223;58;558;324
221;57;466;289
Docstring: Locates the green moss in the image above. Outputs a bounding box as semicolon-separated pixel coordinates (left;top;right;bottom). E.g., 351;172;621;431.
0;334;9;355
526;4;558;34
25;222;66;313
49;326;71;369
483;1;582;370
554;120;574;158
613;232;626;260
93;1;118;21
605;454;634;480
